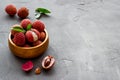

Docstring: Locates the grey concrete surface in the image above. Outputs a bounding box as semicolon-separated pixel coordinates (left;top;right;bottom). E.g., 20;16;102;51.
0;0;120;80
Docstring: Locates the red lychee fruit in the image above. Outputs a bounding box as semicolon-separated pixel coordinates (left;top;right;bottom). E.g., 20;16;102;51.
13;32;25;46
31;29;41;39
22;61;33;72
20;19;32;29
11;24;22;36
24;44;31;47
32;40;42;46
17;7;29;19
32;20;45;32
5;4;17;16
40;32;46;41
25;29;40;43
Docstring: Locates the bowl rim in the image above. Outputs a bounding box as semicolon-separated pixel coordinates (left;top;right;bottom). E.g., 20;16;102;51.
8;29;49;49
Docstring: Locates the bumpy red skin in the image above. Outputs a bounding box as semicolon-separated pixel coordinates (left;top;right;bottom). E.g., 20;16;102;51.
20;19;32;29
25;29;40;43
25;31;34;43
40;32;46;41
13;32;25;46
5;4;17;16
24;44;31;47
11;24;22;36
11;30;18;36
22;61;33;71
17;7;29;19
32;40;42;46
32;20;45;32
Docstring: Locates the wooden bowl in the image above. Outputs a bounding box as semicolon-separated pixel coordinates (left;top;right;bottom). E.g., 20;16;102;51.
8;29;49;59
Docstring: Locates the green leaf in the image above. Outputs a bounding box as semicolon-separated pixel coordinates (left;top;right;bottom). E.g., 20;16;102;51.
11;26;26;33
26;24;32;30
35;8;51;14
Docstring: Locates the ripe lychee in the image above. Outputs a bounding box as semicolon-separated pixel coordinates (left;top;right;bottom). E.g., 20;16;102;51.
17;7;29;19
5;4;17;16
32;20;45;32
11;24;22;36
40;32;46;41
25;29;40;43
20;19;32;29
24;44;31;47
13;32;25;46
31;29;41;39
32;40;42;46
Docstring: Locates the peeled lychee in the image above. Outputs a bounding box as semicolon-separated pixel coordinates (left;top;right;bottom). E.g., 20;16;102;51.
13;32;25;46
31;29;40;39
32;20;45;32
17;7;29;19
32;40;42;46
40;32;46;41
5;4;17;16
25;29;40;43
20;19;32;29
11;24;22;36
22;61;33;72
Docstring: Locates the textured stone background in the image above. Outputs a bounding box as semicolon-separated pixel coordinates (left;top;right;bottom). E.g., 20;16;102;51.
0;0;120;80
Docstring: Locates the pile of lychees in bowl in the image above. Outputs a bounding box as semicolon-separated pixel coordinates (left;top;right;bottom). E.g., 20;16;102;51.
8;19;49;58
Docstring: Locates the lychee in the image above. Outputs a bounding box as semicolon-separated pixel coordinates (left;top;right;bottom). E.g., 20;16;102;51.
13;32;25;46
32;40;42;46
17;7;29;19
20;19;32;29
22;61;33;72
32;20;45;32
5;4;17;16
31;29;41;39
25;29;40;43
40;32;46;41
11;24;22;36
24;44;31;47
